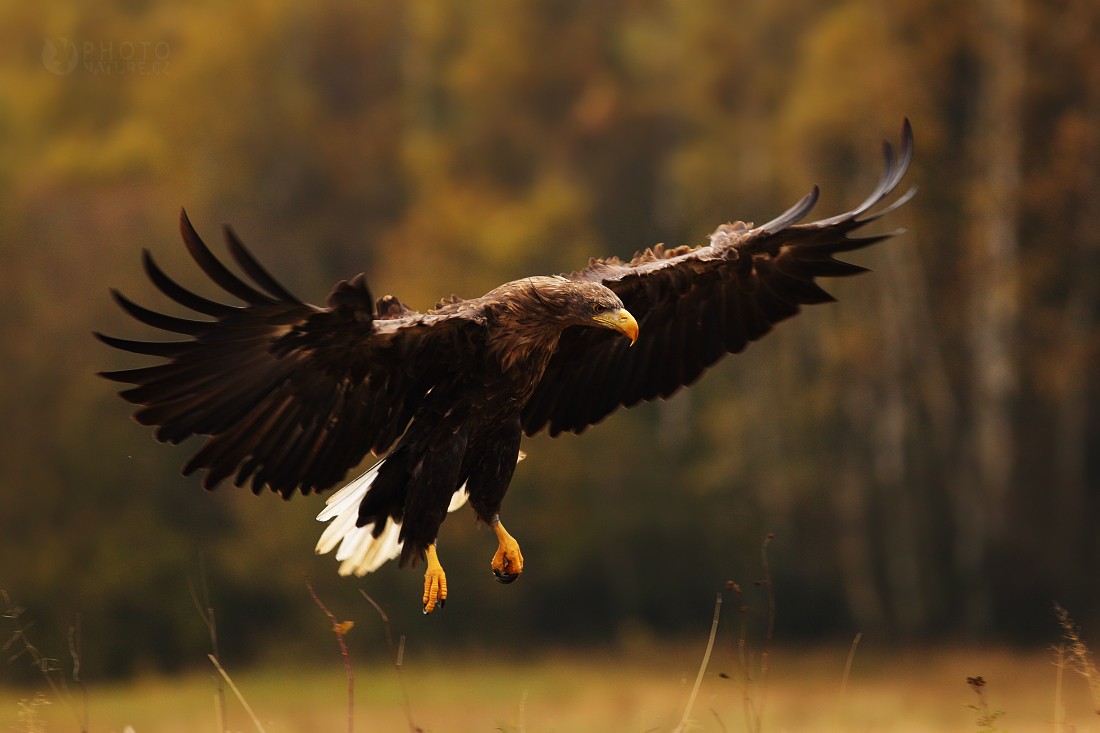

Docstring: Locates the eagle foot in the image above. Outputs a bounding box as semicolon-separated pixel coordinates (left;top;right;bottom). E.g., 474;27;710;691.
490;521;524;585
422;543;448;614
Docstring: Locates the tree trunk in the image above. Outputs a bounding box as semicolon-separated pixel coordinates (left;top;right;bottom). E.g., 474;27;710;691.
960;0;1025;630
1054;0;1100;564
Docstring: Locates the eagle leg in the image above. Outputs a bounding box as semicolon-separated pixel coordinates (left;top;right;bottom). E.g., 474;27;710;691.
422;542;448;613
490;516;524;584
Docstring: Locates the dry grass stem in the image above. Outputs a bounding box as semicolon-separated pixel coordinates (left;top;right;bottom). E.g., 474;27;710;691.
306;577;354;733
672;592;722;733
727;532;779;733
732;582;757;730
965;676;1004;729
188;559;227;732
207;654;267;733
65;617;89;732
1;590;85;731
1052;643;1066;731
213;690;226;733
839;631;863;707
1054;603;1100;714
757;532;776;728
360;589;421;732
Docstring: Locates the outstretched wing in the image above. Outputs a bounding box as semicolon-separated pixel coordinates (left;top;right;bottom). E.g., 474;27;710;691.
97;211;483;496
522;120;915;437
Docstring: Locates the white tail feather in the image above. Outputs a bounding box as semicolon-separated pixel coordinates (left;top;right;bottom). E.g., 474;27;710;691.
315;457;471;577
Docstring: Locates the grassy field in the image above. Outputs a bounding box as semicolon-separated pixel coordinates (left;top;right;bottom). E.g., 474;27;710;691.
3;642;1099;733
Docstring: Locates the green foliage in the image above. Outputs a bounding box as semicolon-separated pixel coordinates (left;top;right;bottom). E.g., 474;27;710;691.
1;0;1099;678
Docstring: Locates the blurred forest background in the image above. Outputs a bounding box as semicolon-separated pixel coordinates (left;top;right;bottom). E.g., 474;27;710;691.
1;0;1098;680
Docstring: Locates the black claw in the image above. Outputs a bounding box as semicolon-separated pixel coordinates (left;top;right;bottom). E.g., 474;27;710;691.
493;568;520;585
439;598;446;608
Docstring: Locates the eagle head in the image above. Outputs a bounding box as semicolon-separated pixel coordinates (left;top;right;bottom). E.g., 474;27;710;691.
519;277;639;345
576;284;638;345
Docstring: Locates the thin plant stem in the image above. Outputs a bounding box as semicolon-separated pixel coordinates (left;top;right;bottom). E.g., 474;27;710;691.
207;654;267;733
673;592;722;733
360;590;420;733
214;691;226;733
67;618;89;733
757;532;776;732
188;557;227;733
1053;643;1065;732
839;631;862;707
733;583;758;733
307;577;354;733
1;590;82;729
1054;603;1100;714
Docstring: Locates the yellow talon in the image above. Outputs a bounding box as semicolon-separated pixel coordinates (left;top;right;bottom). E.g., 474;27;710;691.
491;520;524;584
422;544;447;613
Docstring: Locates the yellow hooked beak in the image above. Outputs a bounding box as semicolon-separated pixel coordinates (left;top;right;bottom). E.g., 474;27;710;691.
593;307;639;345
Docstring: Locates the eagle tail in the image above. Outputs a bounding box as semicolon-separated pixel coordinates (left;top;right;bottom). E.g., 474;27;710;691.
314;458;470;576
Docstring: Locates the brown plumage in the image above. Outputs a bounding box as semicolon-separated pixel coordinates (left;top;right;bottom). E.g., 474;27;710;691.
98;120;914;612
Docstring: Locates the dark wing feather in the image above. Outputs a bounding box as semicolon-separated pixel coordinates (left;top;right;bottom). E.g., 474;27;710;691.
97;210;482;496
522;120;915;437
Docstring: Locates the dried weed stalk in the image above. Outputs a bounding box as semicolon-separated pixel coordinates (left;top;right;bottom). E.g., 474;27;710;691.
307;577;355;733
188;558;228;732
965;675;1005;731
1054;603;1100;714
360;590;422;733
1;590;88;732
